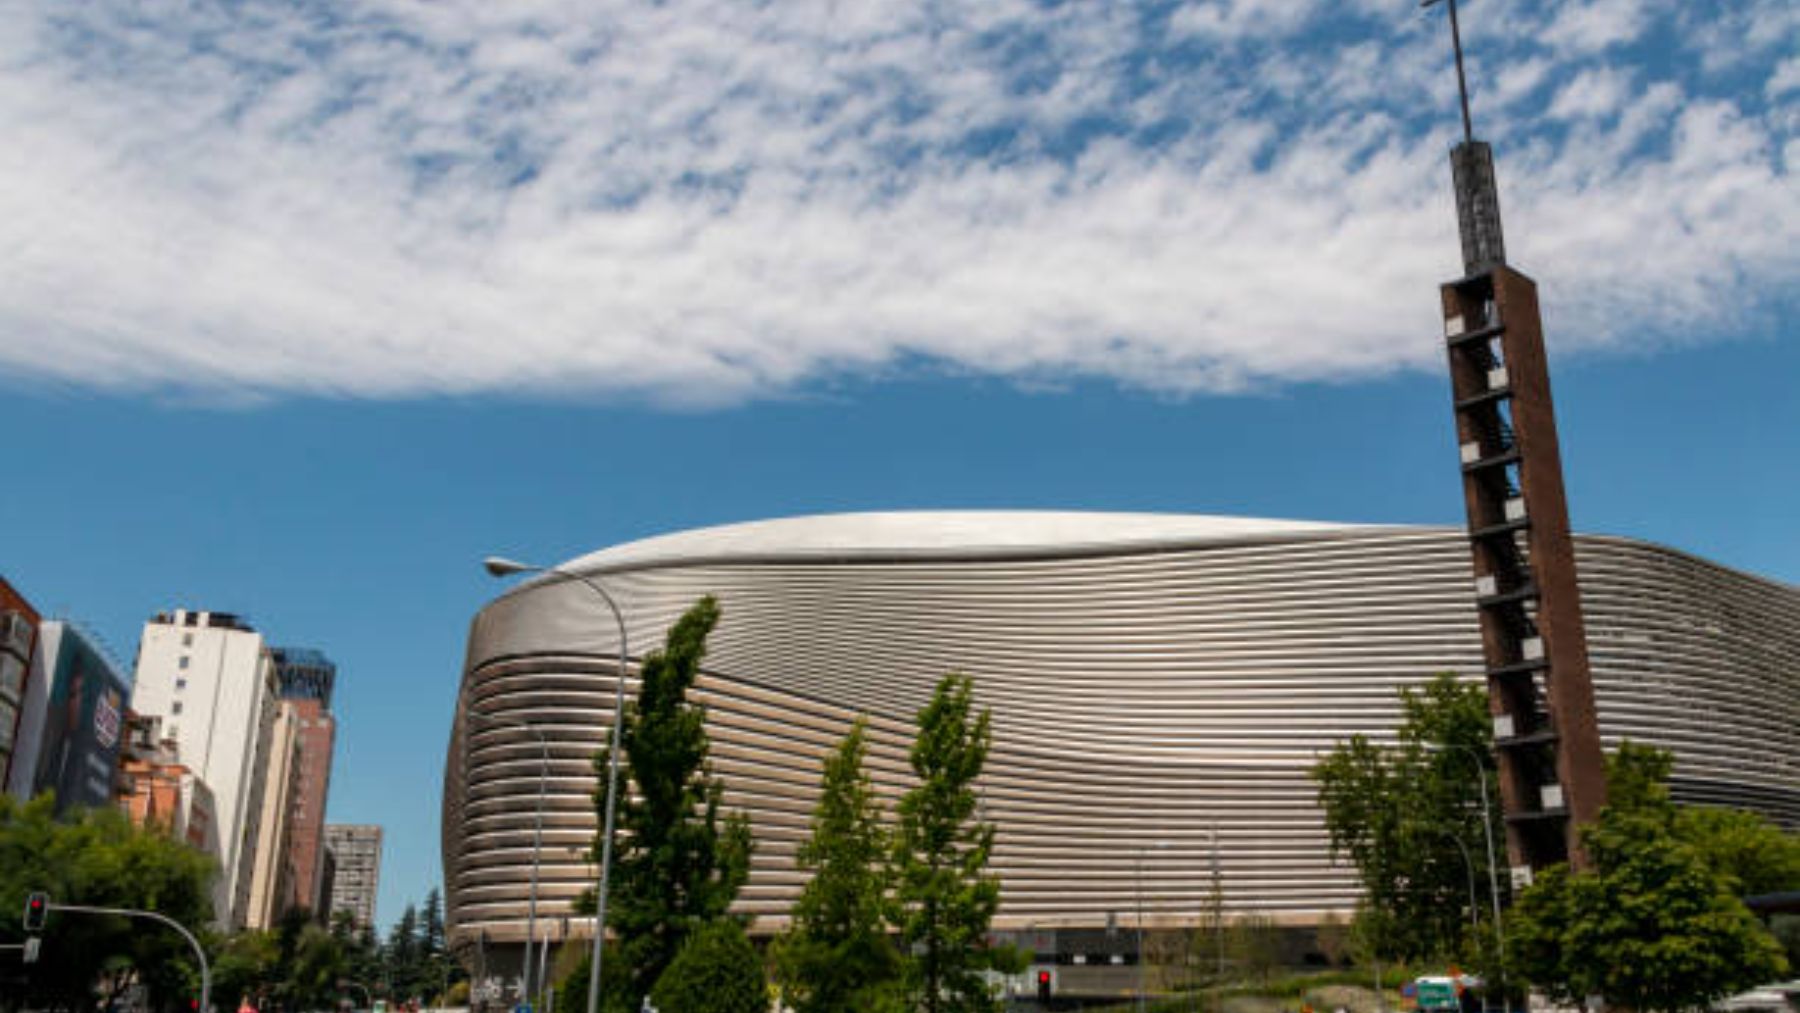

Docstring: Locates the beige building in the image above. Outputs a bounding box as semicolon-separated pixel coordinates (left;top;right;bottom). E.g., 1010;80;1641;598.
326;824;383;931
246;701;302;929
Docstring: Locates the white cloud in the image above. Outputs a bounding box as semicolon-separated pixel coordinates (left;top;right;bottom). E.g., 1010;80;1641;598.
0;0;1792;404
1770;58;1800;99
1548;68;1633;120
1545;0;1657;54
1168;0;1324;43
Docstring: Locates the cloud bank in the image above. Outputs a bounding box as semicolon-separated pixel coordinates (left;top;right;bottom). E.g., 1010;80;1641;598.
1;0;1794;403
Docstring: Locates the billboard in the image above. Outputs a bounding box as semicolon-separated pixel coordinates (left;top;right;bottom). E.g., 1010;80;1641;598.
32;623;132;812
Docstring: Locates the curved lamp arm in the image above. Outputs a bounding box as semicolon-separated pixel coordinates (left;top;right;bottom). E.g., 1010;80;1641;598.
482;556;630;1013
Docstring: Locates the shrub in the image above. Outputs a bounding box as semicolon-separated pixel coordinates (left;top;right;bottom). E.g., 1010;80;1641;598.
648;922;766;1013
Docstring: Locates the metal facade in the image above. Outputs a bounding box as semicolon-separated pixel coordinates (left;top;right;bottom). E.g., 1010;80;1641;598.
441;515;1799;950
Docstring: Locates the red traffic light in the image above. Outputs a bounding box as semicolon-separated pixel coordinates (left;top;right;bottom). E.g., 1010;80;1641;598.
1038;971;1051;984
23;892;48;932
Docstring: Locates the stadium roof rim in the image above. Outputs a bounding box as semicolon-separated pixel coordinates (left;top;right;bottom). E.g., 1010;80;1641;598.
527;510;1422;583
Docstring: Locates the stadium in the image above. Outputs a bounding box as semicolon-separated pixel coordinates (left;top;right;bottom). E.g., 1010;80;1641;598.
442;511;1800;965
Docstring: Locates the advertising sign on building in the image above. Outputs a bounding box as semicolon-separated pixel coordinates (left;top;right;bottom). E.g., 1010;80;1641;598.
33;624;132;812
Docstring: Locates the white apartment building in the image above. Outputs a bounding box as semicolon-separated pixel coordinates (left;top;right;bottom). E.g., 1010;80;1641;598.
132;610;278;929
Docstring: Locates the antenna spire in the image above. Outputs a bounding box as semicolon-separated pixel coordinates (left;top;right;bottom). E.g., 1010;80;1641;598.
1423;0;1506;273
1422;0;1476;144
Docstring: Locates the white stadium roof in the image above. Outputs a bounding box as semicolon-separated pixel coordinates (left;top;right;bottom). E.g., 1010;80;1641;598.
555;510;1403;575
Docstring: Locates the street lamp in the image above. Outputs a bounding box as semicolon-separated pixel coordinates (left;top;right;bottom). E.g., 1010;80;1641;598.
469;711;550;1013
1429;742;1506;1001
1404;822;1481;940
483;556;630;1013
1136;841;1169;1013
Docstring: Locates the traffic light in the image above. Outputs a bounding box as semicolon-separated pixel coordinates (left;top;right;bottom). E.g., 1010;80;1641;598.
22;892;48;932
1037;969;1052;1003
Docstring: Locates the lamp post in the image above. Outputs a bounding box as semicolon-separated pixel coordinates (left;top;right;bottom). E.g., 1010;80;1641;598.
1431;742;1507;1003
1136;841;1169;1013
484;556;630;1013
1406;823;1481;940
469;711;550;1012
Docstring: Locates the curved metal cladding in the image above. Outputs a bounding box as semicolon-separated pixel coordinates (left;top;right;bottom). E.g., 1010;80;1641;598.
442;513;1800;950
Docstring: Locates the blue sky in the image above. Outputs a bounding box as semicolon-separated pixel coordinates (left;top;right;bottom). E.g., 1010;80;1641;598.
1;0;1795;929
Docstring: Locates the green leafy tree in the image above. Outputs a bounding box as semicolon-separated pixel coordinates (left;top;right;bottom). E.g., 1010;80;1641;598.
215;930;282;1008
571;596;753;1007
647;921;766;1013
553;943;630;1013
774;718;904;1013
1508;742;1789;1013
1311;673;1500;961
1774;915;1800;972
286;923;350;1009
1674;806;1800;896
0;793;215;1012
892;674;1020;1013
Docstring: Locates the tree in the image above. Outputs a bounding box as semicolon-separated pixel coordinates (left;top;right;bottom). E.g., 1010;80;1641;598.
0;793;215;1012
1311;673;1501;961
1227;913;1282;986
1188;840;1228;990
418;888;462;1003
572;596;753;1006
553;944;629;1013
892;674;1020;1013
1674;806;1800;897
1507;741;1789;1013
647;921;766;1013
286;923;350;1009
387;903;422;998
774;718;904;1013
214;930;282;1008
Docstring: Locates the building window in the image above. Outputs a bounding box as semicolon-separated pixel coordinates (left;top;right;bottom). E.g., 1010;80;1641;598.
171;702;183;715
182;633;193;647
178;656;190;670
176;678;187;691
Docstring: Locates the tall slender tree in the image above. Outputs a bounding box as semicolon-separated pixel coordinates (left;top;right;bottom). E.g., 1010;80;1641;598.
892;674;1018;1013
386;903;422;997
775;718;904;1013
571;596;753;1007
